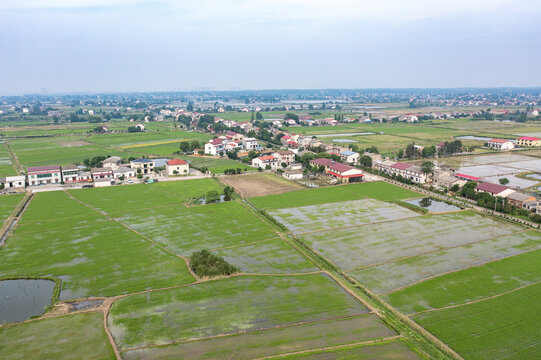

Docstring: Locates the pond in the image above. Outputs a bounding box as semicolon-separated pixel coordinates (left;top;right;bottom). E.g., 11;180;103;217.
0;279;55;323
405;198;460;213
198;194;226;205
526;173;541;180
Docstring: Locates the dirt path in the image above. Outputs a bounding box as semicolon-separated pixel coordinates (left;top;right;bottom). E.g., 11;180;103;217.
409;278;541;318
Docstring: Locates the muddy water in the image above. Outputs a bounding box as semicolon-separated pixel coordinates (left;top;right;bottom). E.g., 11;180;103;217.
405;198;460;213
0;279;55;323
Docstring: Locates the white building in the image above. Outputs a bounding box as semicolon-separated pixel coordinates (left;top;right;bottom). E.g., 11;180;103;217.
204;139;225;156
103;156;122;170
340;150;359;164
251;155;279;169
243;138;259;150
113;167;136;179
283;170;303;180
166;159;189;176
0;175;25;189
487;139;515;150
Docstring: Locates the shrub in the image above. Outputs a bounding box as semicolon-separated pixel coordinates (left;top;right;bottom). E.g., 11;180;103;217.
190;250;238;278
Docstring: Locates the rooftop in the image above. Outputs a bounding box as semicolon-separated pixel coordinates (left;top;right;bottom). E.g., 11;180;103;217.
475;182;511;194
517;136;541;141
131;159;154;163
167;159;188;165
391;162;413;170
27;165;60;173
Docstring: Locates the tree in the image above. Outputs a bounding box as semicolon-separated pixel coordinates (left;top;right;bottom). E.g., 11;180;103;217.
186;102;194;112
419;197;432;208
256;112;263;120
284;113;299;122
450;184;460;192
421;161;434;174
179;141;191;153
223;186;235;201
499;178;510;185
359;155;372;168
205;190;221;203
281;162;287;168
127;126;141;133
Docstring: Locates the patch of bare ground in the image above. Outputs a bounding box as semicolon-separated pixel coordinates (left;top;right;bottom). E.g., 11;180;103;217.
61;140;91;147
221;172;304;198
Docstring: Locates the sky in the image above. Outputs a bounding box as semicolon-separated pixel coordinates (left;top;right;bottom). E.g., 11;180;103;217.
1;0;541;94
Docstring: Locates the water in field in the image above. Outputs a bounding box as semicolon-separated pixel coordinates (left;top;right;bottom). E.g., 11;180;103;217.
333;139;359;143
405;198;460;213
456;135;494;141
317;132;374;137
0;279;55;323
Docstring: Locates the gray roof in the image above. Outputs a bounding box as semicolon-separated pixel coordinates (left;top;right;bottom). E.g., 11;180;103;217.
506;192;535;202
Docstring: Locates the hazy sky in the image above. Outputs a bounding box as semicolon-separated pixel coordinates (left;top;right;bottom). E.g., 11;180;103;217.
1;0;541;94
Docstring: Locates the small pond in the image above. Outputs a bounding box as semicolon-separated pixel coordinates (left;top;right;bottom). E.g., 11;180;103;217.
405;198;460;213
456;135;493;141
198;194;226;205
526;173;541;180
0;279;55;323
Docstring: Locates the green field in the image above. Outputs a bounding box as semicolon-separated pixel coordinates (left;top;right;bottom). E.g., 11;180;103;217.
68;178;222;215
0;193;23;223
108;274;369;350
0;142;17;176
0;312;115;360
0;191;194;299
87;130;210;147
178;155;256;174
415;282;541;359
249;181;420;210
122;316;401;360
385;245;541;314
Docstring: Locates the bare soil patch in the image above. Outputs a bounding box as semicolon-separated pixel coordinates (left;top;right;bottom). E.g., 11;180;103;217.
221;173;304;198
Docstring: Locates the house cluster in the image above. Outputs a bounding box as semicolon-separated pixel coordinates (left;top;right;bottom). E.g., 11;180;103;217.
204;133;260;156
475;182;539;213
1;156;191;191
309;158;364;183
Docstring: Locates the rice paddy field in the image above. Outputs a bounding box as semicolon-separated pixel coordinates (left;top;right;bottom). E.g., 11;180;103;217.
0;142;17;176
1;180;424;360
251;180;541;359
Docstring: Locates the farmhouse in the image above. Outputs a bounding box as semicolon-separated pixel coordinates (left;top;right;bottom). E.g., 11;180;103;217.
506;192;537;210
0;175;25;189
273;150;295;166
61;165;80;183
204;138;225;155
166;159;189;176
340;150;359;164
113;167;136;179
130;159;155;174
377;162;427;184
516;136;541;147
487;138;515;150
243;138;259;150
103;156;122;169
91;168;114;179
475;182;515;198
283;169;303;180
27;165;62;186
78;171;92;182
309;158;364;183
252;155;279;169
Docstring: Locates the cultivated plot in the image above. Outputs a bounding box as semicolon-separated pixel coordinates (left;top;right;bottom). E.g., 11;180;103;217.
250;181;420;210
69;178;223;215
297;211;521;272
269;198;419;234
108;274;370;351
123;315;400;360
352;229;541;294
415;282;541;360
0;193;23;223
385;245;541;314
221;172;304;198
0;312;115;360
117;201;276;257
214;237;318;274
0;191;194;299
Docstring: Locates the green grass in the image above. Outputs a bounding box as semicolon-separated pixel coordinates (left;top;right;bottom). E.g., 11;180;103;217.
108;274;369;350
0;193;23;222
122;315;400;360
249;181;420;210
0;312;115;360
0;191;194;299
385;243;541;314
178;155;256;174
68;178;223;215
415;282;541;359
86;130;209;147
